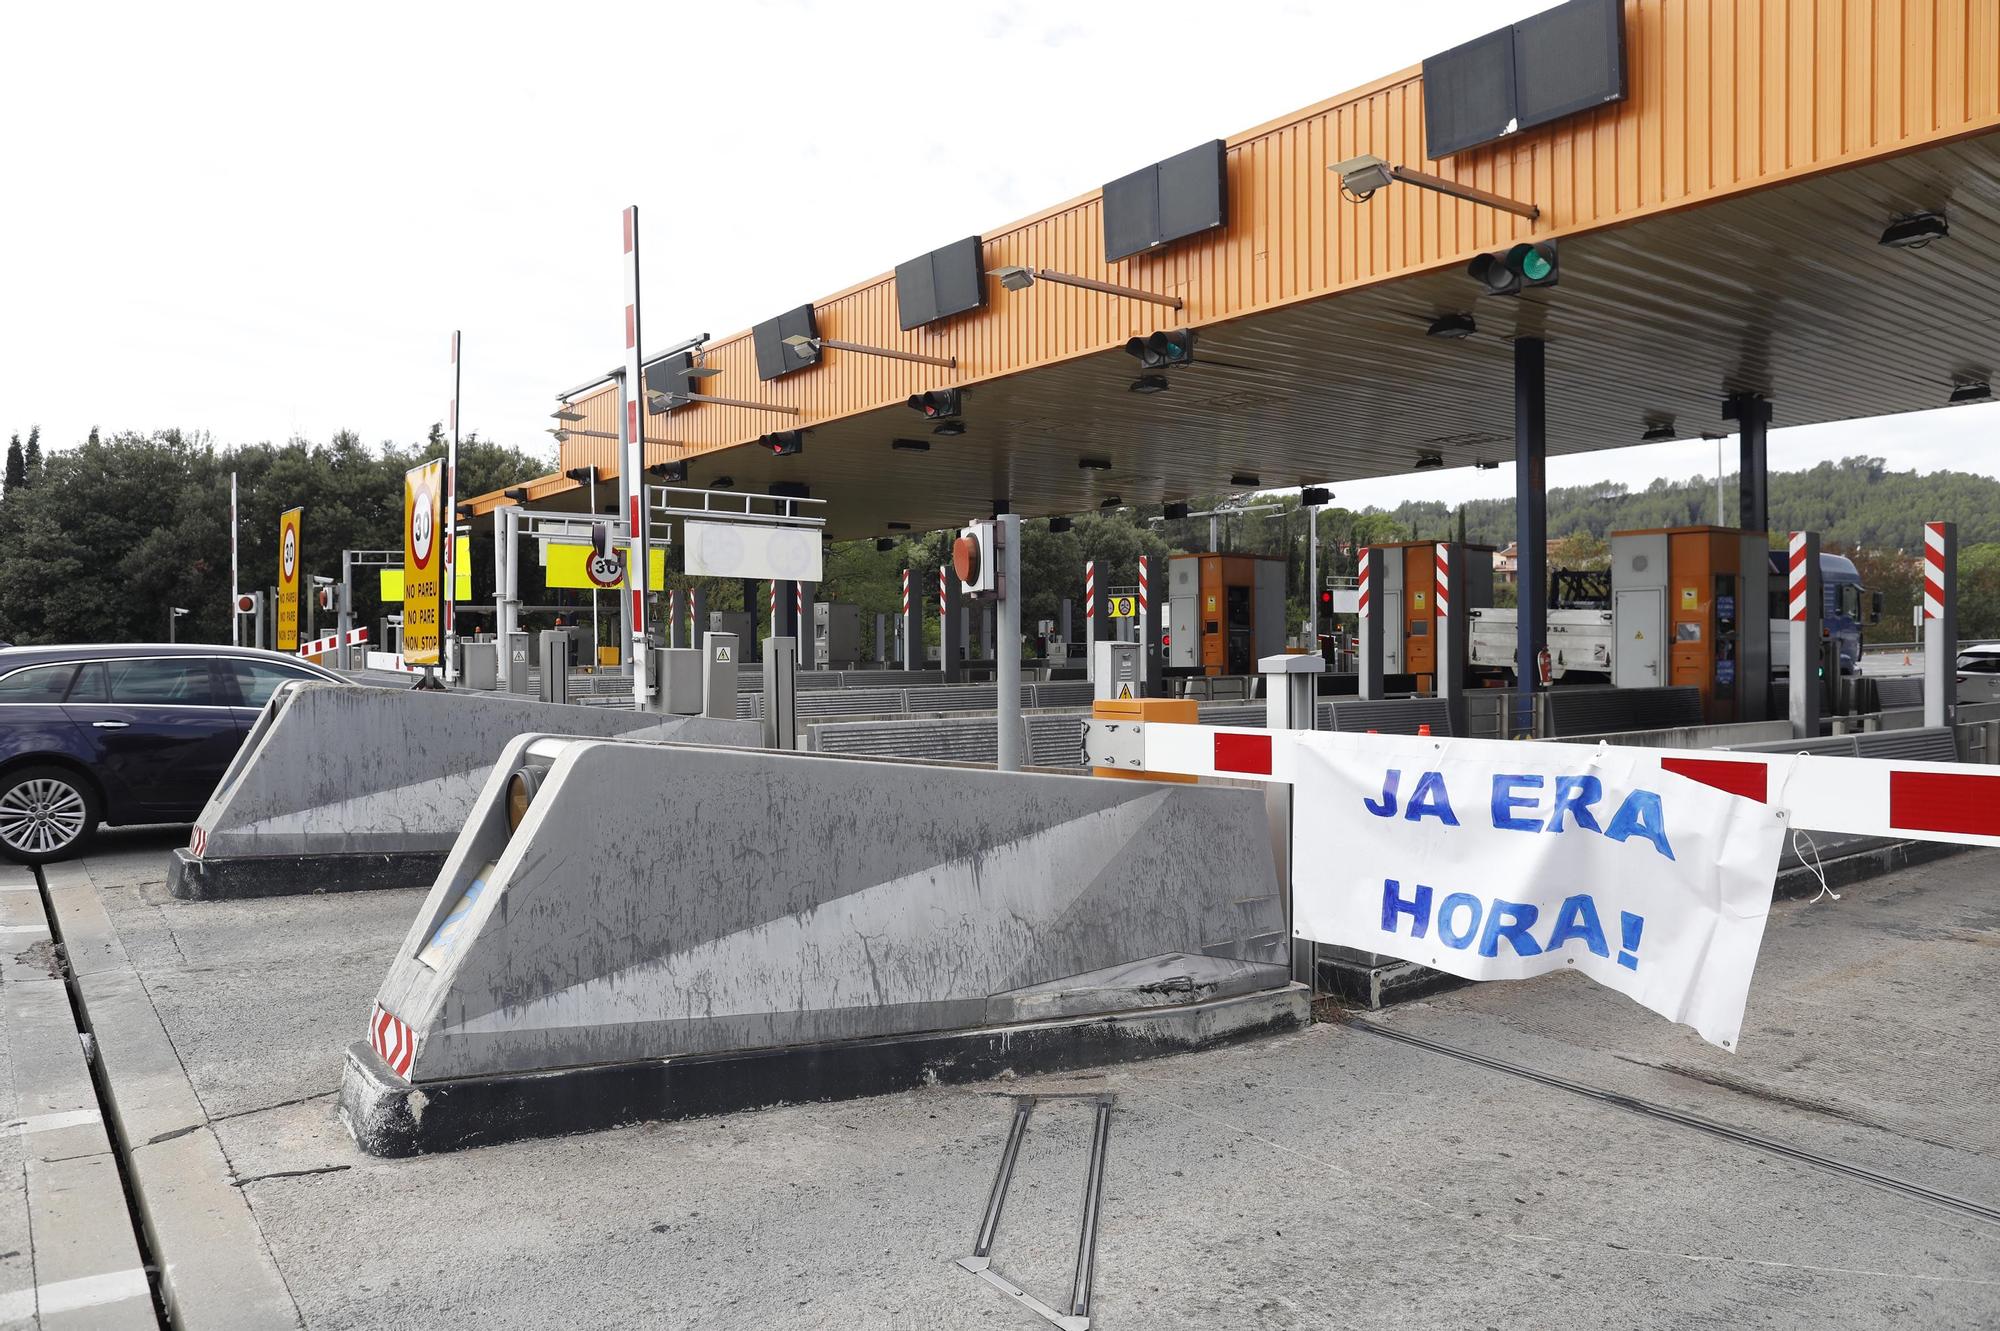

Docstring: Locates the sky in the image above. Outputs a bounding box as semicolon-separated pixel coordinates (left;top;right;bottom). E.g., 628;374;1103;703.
2;0;1993;509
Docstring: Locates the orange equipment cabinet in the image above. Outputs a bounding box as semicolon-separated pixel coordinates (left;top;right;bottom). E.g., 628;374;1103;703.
1165;554;1286;676
1608;526;1770;724
1363;540;1495;693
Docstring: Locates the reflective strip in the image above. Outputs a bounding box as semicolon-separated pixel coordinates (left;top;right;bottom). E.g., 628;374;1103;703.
1788;532;1809;622
1923;522;1947;620
1358;550;1371;619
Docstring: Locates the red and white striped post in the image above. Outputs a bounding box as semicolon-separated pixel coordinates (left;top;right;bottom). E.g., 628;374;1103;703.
1787;531;1821;738
1083;559;1099;683
620;207;650;707
1357;547;1384;700
899;567;920;672
795;581;807;666
443;331;459;684
1434;542;1468;736
1923;520;1957;729
1137;555;1160;696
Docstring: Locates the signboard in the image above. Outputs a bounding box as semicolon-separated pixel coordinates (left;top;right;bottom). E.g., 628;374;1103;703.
584;550;626;589
1109;595;1138;619
683;520;822;583
1291;732;1784;1048
402;460;444;666
276;507;303;651
543;543;667;591
378;538;472;603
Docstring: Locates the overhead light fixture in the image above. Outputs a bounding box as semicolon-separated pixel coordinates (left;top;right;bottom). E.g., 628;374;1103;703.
1129;374;1170;395
1948;378;1992;406
1078;456;1112;471
1229;472;1260;488
876;538;897;552
546;428;570;442
1048;516;1073;533
1427;313;1477;340
503;486;529;501
709;475;735;489
887;521;911;531
891;438;931;452
987;265;1183;310
932;421;966;437
1414;452;1444;470
683;365;723;380
1332;154;1540;220
1099;495;1123;509
786;332;956;369
1880;212;1948;249
1474;460;1500;471
1163;501;1191;520
551;408;586;422
1641;417;1676;442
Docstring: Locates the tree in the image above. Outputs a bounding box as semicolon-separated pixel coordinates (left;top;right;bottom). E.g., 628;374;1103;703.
3;434;22;495
20;427;41;487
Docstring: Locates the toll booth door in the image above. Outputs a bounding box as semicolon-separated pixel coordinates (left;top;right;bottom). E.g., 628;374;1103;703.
1380;592;1403;674
1225;586;1253;674
1613;588;1665;687
1169;599;1198;667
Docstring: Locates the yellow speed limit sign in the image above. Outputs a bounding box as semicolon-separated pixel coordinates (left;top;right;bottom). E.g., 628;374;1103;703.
1109;595;1138;619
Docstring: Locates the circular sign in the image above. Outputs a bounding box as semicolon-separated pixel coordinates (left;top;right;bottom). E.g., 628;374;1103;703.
952;534;981;584
281;527;297;581
409;485;436;569
585;551;626;589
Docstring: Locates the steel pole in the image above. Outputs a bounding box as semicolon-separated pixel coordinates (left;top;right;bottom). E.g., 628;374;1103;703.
997;514;1022;771
620;205;651;706
1513;337;1548;740
1306;504;1320;639
229;472;240;647
445;331;460;684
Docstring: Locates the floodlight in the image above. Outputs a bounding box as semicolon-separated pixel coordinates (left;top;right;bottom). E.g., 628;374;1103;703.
1427;313;1477;339
1948;379;1992;406
1332;154;1394;200
1129;375;1170;395
1641;418;1676;442
683;365;723;380
551;408;586;422
1414;452;1444;470
932;421;966;437
989;266;1035;292
784;334;819;360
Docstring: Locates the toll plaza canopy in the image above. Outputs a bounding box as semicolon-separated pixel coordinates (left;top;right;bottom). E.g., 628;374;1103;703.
468;0;2000;541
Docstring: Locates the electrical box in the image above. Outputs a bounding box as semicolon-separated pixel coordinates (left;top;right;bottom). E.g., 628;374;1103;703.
1166;553;1287;676
1610;526;1768;723
1094;640;1143;701
813;602;861;668
709;611;754;650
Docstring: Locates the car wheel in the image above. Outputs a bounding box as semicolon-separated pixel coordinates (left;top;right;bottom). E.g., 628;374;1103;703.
0;766;101;865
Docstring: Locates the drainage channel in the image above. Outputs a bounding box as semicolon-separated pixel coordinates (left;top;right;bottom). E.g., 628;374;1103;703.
31;864;171;1329
1356;1022;2000;1228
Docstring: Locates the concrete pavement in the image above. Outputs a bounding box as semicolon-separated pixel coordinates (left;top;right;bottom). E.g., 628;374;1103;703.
20;826;2000;1329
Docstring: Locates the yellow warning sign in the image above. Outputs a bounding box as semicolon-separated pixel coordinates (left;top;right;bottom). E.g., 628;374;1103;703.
1118;684;1133;699
1413;591;1427;609
1680;586;1698;610
1205;594;1217;612
1109;595;1137;619
1634;631;1644;640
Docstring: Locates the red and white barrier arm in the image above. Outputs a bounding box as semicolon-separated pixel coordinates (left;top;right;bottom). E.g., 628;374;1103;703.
297;627;369;658
1082;722;2000;849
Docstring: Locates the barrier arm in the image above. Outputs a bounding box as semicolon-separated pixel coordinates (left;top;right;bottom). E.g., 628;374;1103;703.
1082;721;2000;850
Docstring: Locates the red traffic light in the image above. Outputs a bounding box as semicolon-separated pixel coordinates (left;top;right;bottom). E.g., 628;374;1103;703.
235;594;256;613
906;390;963;421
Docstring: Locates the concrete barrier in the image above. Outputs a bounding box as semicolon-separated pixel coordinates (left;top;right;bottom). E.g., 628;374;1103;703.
341;738;1303;1154
169;683;760;900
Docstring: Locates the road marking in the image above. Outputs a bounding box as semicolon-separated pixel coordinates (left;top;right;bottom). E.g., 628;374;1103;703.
0;1268;150;1322
3;1109;102;1136
0;923;49;933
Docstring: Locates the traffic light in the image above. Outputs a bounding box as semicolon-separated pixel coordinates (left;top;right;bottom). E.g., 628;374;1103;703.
763;431;805;457
953;520;1000;598
316;586;338;612
1468;241;1559;296
647;461;688;482
1318;587;1334;616
234;592;259;614
907;390;963;421
1124;329;1196;369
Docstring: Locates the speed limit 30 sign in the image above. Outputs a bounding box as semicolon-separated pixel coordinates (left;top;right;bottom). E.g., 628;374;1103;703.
584;550;627;589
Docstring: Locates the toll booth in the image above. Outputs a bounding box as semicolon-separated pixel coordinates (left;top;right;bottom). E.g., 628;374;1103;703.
1364;541;1495;693
1609;526;1769;724
1166;554;1285;676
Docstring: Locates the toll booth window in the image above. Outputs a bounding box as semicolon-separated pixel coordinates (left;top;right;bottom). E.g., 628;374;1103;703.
1675;623;1703;643
1408;620;1429;636
107;658;218;706
0;663;77;702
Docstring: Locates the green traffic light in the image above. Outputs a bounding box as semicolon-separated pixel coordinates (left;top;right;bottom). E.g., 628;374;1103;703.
1519;249;1553;282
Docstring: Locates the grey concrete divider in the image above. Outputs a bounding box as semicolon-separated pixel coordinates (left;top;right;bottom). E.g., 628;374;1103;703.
340;737;1304;1154
169;683;761;900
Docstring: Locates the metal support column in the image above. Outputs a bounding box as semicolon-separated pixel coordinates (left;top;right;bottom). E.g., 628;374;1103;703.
1786;530;1822;739
763;636;796;750
1727;394;1772;538
1923;520;1958;730
1263;650;1322;984
900;567;922;671
996;514;1022;771
1356;547;1384;700
938;565;963;683
337;550;355;671
1435;542;1468;738
1513;337;1548;739
1138;555;1163;696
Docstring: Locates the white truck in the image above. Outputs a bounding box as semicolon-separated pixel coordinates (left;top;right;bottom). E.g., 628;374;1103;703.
1470;571;1613;683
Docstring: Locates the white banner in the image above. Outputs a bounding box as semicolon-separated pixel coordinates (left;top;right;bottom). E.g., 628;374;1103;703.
682;520;823;583
1292;733;1785;1049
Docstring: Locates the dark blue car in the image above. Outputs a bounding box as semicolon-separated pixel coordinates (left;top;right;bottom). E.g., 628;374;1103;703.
0;644;345;864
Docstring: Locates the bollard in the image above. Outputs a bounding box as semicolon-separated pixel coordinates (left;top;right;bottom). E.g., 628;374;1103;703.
702;632;739;720
538;631;569;705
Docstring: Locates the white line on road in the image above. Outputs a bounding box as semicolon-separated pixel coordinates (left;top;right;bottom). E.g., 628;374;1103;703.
3;1109;103;1136
0;1267;150;1322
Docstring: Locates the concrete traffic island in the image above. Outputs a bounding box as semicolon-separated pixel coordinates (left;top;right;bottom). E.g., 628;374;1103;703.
167;682;760;901
339;738;1305;1155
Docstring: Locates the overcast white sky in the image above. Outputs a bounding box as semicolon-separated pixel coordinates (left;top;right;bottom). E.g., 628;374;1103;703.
2;0;1992;509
